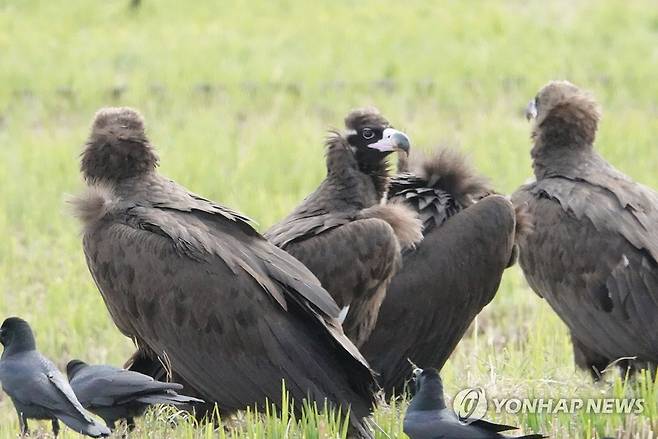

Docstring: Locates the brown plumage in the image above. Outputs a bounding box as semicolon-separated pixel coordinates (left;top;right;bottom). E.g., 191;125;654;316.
265;108;421;347
512;81;658;376
361;147;517;396
72;107;378;437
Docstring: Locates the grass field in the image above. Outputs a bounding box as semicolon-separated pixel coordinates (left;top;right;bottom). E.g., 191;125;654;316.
1;0;657;437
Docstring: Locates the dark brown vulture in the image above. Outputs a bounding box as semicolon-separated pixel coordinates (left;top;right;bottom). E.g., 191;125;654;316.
512;80;658;376
265;108;423;347
71;107;378;437
360;148;520;396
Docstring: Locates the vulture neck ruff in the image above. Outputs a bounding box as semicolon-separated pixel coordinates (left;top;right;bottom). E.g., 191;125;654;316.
81;137;159;185
325;135;390;202
531;138;596;181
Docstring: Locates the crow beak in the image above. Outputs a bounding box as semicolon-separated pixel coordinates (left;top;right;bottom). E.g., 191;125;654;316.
525;99;538;121
367;128;411;153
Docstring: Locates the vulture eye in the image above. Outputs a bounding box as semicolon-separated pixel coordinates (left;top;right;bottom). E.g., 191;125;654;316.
362;128;375;140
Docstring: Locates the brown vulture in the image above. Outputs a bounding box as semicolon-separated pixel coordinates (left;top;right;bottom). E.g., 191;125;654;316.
360;148;520;396
265;108;423;347
512;80;658;376
71;107;378;437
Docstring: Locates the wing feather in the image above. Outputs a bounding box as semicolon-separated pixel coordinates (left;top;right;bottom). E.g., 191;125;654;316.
84;202;374;416
512;173;658;364
362;196;516;394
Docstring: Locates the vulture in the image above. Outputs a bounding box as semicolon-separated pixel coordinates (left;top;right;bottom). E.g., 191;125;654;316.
0;317;111;438
265;108;423;347
403;368;546;439
360;148;520;396
512;80;658;376
71;107;378;437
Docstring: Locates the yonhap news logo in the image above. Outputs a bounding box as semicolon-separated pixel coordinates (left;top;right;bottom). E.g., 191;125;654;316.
452;387;645;420
453;387;488;423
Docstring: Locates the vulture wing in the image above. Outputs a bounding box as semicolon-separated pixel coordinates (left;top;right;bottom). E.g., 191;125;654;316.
270;216;402;347
362;195;515;395
361;149;513;395
80;180;375;430
388;172;459;234
266;209;354;248
512;162;658;367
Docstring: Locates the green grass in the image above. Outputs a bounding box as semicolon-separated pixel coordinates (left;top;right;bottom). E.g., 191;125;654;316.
1;0;658;437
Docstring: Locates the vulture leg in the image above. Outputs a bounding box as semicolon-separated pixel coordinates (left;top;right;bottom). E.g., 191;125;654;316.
571;333;609;379
126;348;217;421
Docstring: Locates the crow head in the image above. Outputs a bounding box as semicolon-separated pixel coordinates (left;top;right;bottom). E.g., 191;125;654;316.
344;107;410;168
409;368;446;410
526;81;600;151
66;359;88;379
81;107;159;184
0;317;37;355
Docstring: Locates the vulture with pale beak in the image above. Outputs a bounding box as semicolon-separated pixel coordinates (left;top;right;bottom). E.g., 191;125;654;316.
266;108;423;347
71;107;378;438
360;148;520;396
512;80;658;377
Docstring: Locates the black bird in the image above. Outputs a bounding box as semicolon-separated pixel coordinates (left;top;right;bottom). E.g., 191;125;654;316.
361;148;522;395
512;80;658;376
403;368;545;439
67;360;204;432
0;317;110;437
71;107;378;437
266;108;422;347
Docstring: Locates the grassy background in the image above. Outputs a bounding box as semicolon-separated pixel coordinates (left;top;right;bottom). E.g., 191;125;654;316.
1;0;657;437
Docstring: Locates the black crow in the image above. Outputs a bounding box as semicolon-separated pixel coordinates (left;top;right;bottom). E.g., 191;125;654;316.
67;360;204;431
404;368;545;439
71;107;378;438
266;108;422;347
0;317;110;437
512;80;658;376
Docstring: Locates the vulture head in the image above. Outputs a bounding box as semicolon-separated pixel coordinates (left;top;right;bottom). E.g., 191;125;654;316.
525;80;601;151
342;107;411;169
81;107;159;184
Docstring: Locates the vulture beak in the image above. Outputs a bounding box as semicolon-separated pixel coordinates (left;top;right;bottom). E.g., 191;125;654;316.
525;99;538;121
368;128;411;154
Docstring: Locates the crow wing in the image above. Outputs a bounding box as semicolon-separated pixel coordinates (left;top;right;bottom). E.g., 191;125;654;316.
362;196;516;395
512;162;658;364
70;365;188;407
0;354;108;436
81;180;375;420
